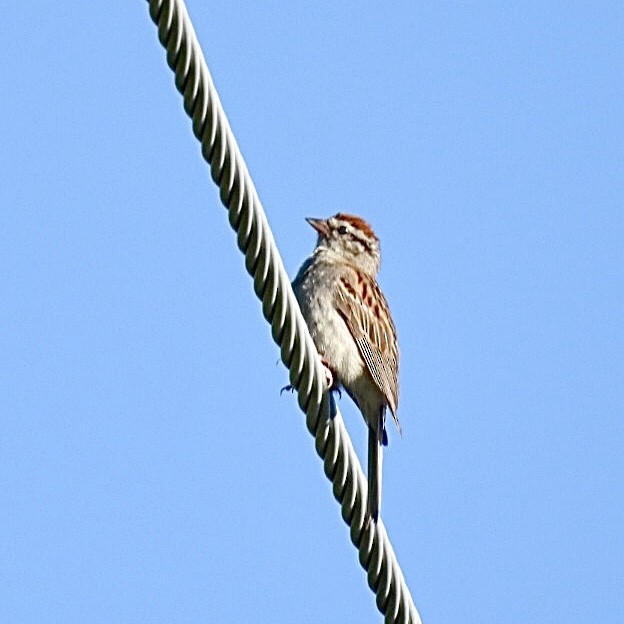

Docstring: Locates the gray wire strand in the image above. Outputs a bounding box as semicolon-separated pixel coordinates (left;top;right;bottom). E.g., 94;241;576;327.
146;1;423;622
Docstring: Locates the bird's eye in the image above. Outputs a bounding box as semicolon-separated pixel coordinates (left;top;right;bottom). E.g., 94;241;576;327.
337;225;348;235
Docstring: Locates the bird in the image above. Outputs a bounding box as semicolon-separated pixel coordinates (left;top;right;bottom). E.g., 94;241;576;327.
292;213;400;523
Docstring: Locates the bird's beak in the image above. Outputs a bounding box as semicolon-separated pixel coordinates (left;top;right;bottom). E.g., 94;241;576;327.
306;217;330;237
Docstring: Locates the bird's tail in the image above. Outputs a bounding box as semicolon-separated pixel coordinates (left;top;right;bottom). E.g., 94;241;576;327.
367;421;384;524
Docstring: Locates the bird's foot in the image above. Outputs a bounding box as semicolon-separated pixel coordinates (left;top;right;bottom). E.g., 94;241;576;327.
281;356;341;397
322;364;334;389
319;355;337;391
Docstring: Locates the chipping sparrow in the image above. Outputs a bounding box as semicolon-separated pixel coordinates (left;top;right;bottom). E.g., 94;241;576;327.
292;213;400;523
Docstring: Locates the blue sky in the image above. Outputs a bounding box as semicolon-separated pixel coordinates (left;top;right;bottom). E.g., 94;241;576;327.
2;1;622;622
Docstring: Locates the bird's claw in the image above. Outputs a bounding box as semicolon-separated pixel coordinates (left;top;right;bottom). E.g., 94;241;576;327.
280;359;342;397
322;365;334;389
318;355;337;391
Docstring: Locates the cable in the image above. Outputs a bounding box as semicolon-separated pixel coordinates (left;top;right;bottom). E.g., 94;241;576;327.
146;2;423;621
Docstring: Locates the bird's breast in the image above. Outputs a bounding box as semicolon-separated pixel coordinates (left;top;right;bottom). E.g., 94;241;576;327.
293;260;365;386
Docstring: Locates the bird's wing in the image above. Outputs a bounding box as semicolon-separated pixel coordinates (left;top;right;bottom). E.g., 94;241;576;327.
335;267;400;430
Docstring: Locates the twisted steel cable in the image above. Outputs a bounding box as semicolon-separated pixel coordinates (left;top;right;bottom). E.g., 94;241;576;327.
146;1;423;622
